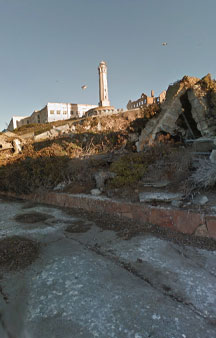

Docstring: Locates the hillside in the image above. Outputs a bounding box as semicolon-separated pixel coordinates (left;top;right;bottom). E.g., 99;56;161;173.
1;74;216;209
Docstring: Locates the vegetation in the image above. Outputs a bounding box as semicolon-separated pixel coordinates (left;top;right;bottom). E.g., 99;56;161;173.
0;156;70;193
109;153;147;187
189;159;216;190
14;122;52;135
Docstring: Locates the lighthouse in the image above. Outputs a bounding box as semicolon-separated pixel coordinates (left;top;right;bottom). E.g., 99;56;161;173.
98;61;110;107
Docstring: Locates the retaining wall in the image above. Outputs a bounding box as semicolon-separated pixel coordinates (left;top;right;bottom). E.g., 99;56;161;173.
1;191;216;239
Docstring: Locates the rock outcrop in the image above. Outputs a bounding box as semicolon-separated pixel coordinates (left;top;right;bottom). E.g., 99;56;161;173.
137;74;216;151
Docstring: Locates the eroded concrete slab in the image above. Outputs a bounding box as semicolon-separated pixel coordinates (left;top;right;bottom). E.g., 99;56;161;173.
0;198;215;338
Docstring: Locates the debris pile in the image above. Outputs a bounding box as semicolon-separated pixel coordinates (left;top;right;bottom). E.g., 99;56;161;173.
137;74;216;150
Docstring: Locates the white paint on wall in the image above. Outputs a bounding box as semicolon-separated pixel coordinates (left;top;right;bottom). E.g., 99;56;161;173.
8;102;97;130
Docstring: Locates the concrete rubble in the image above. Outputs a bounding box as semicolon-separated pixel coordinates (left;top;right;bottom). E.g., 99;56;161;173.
12;139;22;154
94;171;116;191
192;195;209;206
137;74;216;151
33;131;51;141
53;124;70;133
139;192;183;203
90;188;102;196
0;134;23;153
210;149;216;164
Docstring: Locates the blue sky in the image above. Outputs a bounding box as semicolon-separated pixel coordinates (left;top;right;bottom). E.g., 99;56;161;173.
0;0;216;130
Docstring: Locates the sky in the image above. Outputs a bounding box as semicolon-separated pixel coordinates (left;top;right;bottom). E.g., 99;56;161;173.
0;0;216;130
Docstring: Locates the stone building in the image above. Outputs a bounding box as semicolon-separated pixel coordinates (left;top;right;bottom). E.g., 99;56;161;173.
8;102;97;131
127;90;166;110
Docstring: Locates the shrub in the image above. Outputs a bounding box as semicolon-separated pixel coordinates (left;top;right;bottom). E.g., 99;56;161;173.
189;158;216;190
0;156;70;193
109;153;147;187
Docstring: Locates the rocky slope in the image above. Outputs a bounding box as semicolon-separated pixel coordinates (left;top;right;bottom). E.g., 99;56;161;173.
1;74;216;206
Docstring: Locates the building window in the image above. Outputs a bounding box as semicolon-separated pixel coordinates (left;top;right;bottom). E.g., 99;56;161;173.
56;110;61;114
37;114;40;123
27;120;29;124
63;111;67;115
50;110;54;114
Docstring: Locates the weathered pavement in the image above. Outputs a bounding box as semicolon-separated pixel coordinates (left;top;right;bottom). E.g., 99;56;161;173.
0;198;215;338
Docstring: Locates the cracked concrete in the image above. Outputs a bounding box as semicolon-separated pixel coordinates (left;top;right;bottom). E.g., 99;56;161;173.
0;198;215;338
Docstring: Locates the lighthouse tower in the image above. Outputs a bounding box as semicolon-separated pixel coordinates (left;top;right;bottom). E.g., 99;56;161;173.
98;61;110;107
85;61;116;117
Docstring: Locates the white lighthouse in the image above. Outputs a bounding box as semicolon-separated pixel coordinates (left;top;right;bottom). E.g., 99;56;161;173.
85;60;116;117
98;61;110;107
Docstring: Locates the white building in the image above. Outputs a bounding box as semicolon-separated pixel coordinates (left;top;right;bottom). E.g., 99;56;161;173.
8;116;29;131
8;102;97;131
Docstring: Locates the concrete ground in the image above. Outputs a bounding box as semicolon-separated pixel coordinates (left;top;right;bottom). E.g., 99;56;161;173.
0;197;215;338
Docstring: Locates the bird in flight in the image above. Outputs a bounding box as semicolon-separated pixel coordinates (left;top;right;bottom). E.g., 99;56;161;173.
162;42;168;46
81;85;87;90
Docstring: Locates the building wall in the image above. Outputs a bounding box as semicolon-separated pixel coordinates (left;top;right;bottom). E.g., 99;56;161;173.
8;102;98;130
127;91;166;110
76;104;98;118
47;103;71;122
8;116;29;131
16;107;48;128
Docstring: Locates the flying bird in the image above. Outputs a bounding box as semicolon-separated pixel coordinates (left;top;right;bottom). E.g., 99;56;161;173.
81;85;87;90
162;42;168;46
